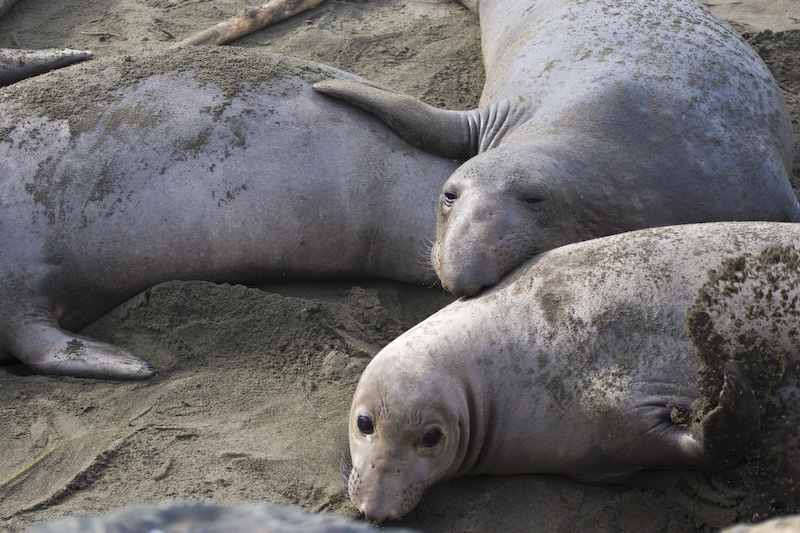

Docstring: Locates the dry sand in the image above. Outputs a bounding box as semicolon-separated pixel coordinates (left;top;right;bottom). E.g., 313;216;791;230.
0;1;798;531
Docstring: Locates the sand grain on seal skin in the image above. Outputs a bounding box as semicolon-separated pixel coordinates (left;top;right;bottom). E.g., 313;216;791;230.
686;245;800;517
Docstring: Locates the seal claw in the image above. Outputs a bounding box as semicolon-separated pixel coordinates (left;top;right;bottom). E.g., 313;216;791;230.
699;361;760;466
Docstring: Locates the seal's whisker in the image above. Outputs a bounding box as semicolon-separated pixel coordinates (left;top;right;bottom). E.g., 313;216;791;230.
418;238;434;259
418;258;437;275
418;240;438;275
337;450;352;489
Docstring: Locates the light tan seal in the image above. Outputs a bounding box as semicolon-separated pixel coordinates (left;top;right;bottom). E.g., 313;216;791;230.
347;221;800;522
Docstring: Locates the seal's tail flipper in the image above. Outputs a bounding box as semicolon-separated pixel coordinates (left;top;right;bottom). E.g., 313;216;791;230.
695;361;760;466
5;314;153;380
313;79;524;160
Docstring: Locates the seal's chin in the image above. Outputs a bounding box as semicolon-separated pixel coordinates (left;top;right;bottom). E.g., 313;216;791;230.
437;259;502;298
360;501;410;525
441;277;488;298
354;487;424;524
432;236;508;297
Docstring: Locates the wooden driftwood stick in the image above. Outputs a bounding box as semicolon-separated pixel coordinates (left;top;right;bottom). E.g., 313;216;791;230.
171;0;328;48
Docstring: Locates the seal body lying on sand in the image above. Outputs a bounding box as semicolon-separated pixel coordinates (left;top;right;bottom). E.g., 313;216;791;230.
315;0;799;296
0;47;460;379
347;221;800;522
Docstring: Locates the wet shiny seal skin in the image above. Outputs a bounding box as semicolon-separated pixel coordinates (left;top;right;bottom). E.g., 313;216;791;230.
0;47;461;379
315;0;799;296
347;221;800;523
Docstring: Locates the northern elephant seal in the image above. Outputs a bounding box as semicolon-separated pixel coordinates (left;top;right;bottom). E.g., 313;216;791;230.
347;221;800;523
315;0;799;296
0;47;460;379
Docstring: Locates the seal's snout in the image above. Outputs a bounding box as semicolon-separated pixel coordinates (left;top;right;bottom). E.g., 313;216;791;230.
352;477;411;524
442;277;488;298
360;500;402;525
438;251;501;297
434;226;502;297
348;461;427;523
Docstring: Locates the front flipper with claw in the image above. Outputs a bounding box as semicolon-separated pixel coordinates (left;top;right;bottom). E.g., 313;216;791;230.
694;361;760;467
5;314;153;380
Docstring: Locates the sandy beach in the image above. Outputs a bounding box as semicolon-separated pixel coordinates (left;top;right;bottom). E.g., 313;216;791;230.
0;1;799;531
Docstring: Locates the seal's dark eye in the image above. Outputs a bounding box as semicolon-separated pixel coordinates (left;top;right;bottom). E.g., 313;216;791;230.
357;415;374;435
524;197;544;208
421;428;442;448
442;191;458;207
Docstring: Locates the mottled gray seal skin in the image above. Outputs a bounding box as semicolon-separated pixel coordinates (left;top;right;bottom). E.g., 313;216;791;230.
0;47;460;379
348;221;800;523
315;0;799;297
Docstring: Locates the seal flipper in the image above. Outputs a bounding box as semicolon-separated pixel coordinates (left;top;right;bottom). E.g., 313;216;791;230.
313;79;524;160
6;313;153;379
694;361;760;466
0;48;93;87
592;361;760;479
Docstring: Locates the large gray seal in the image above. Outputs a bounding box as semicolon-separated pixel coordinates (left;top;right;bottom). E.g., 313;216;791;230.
315;0;800;296
0;47;461;379
347;221;800;523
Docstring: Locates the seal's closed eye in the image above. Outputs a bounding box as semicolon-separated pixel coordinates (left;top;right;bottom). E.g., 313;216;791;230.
523;197;544;208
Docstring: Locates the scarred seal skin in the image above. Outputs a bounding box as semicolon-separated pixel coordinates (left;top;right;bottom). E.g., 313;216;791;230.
347;221;800;523
315;0;799;297
0;47;460;379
